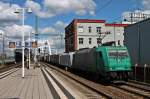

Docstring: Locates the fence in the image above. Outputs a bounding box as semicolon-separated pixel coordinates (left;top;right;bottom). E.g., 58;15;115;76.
133;64;150;83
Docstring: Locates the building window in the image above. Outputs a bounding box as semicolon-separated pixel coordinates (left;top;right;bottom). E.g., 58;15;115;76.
88;26;92;33
79;38;84;44
96;27;101;33
118;40;120;45
97;38;101;44
89;38;92;44
78;26;84;33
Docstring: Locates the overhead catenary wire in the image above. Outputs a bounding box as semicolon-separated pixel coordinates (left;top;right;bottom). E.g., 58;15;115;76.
89;0;113;19
96;0;112;14
111;0;142;23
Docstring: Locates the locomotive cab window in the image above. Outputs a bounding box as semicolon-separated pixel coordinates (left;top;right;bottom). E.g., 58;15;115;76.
109;50;128;58
118;51;128;57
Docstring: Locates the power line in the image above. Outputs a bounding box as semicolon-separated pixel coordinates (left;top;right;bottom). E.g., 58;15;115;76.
111;1;142;23
96;0;112;14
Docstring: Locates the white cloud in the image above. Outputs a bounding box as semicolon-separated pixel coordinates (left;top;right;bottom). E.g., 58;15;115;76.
122;0;150;22
25;0;55;18
0;24;34;55
54;21;66;28
40;21;66;34
0;1;35;55
0;1;21;26
3;24;33;48
38;21;66;53
4;24;33;38
40;27;56;34
25;0;96;18
54;21;67;31
142;0;150;10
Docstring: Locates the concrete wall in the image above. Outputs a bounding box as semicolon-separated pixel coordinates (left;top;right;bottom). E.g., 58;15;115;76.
124;19;150;66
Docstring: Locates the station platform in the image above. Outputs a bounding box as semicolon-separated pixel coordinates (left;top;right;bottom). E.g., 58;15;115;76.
0;66;53;99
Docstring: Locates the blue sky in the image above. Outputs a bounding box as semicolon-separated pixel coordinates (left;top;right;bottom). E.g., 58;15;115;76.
0;0;144;32
37;1;133;25
10;0;142;28
0;0;149;55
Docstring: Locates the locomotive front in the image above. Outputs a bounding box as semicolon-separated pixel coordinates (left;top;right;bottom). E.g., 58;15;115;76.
107;46;132;80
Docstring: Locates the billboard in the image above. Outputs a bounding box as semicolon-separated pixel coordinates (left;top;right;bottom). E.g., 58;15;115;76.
9;41;38;48
9;42;16;48
32;41;38;48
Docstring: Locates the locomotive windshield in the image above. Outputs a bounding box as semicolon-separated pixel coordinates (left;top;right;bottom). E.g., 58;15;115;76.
109;50;128;58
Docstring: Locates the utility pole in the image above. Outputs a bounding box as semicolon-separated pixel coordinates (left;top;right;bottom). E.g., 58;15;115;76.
35;15;38;43
2;32;5;67
0;31;5;67
60;34;63;51
97;31;111;47
34;15;39;65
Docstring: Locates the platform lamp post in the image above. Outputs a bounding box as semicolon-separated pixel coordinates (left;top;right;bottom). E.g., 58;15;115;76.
28;31;35;69
14;7;32;78
28;31;31;69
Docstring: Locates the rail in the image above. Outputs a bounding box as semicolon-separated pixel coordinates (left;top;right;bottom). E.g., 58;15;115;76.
42;62;142;99
0;64;21;79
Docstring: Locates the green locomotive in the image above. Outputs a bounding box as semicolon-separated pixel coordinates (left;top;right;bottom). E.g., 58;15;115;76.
72;46;132;80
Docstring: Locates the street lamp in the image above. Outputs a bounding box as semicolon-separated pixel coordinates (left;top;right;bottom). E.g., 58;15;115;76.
14;7;32;78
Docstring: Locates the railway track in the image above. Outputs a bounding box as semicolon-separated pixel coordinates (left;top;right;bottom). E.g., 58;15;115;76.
129;80;150;87
111;81;150;99
42;62;144;99
0;64;21;79
41;64;106;99
0;63;20;73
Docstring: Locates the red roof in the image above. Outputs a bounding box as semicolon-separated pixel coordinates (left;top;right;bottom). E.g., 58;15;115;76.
105;24;129;27
75;19;105;23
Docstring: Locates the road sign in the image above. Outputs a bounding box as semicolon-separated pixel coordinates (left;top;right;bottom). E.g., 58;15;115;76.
9;42;16;48
25;42;31;48
16;41;22;48
10;41;37;48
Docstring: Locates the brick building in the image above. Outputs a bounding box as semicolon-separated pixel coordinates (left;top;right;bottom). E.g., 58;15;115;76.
65;19;128;52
